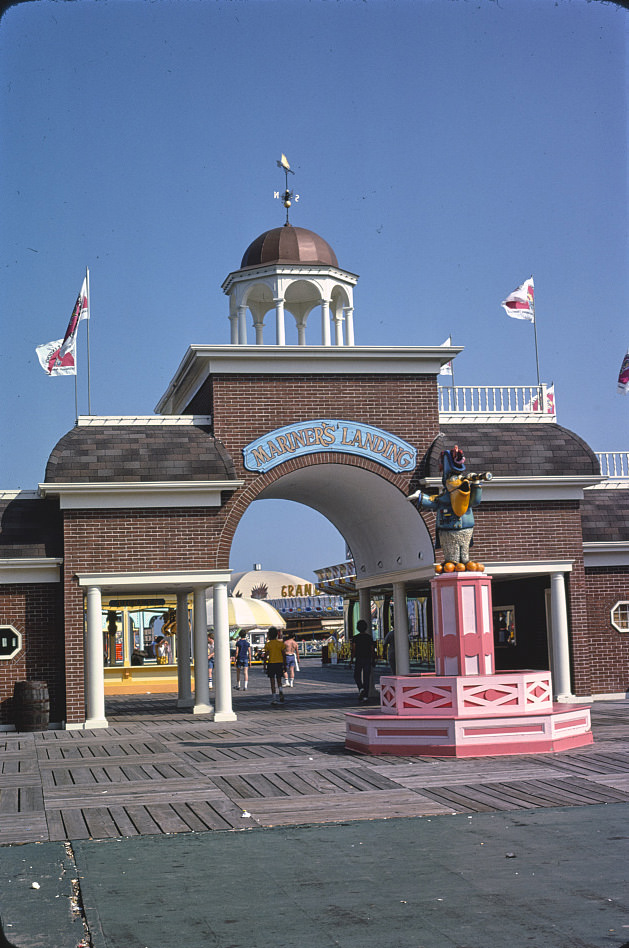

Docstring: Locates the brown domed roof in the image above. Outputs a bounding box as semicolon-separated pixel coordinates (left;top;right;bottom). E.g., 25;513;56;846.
240;225;338;269
45;424;237;483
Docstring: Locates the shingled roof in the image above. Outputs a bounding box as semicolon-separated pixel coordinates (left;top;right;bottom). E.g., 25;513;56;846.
581;490;629;544
45;424;237;483
422;424;600;478
0;497;63;558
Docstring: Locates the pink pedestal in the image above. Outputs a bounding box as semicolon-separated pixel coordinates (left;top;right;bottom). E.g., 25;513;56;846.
345;572;593;757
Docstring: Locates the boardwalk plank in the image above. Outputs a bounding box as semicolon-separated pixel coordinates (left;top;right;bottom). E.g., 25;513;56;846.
143;802;193;834
83;807;122;840
59;808;91;840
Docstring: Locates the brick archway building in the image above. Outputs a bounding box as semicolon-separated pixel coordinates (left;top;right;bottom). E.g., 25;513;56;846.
1;221;627;728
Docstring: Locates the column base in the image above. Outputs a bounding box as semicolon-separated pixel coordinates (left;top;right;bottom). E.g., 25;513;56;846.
176;698;194;709
213;710;237;722
193;703;213;715
81;718;109;730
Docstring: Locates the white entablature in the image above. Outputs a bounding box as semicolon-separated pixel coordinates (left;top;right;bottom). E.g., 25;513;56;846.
221;224;359;347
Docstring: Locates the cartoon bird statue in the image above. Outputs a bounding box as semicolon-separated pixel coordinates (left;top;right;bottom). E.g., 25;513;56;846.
407;445;492;573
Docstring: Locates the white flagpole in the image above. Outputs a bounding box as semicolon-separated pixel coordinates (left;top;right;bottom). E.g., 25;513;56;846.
532;309;541;390
86;266;92;415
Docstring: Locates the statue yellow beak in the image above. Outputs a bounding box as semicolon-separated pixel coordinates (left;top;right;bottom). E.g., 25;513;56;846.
447;478;471;517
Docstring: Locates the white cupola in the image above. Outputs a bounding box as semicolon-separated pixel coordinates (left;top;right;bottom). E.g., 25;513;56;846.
221;223;359;346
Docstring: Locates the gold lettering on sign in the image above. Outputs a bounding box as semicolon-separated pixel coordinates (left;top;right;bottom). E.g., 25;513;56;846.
251;445;272;465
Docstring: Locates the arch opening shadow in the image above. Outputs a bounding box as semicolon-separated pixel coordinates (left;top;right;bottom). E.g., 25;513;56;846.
256;463;434;584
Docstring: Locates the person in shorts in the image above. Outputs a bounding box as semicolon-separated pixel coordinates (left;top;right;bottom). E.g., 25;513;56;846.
207;632;215;688
283;630;300;687
234;630;252;690
263;627;286;705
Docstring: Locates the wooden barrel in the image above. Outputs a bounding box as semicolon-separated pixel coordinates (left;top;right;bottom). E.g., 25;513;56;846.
13;681;49;732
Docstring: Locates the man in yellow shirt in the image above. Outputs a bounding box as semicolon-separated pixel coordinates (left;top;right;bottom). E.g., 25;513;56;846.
264;627;287;706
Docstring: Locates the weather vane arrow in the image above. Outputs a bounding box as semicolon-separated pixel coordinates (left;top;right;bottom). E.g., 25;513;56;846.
275;154;299;225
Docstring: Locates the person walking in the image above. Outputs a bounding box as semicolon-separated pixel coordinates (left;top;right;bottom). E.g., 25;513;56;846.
234;630;252;690
283;630;300;687
264;627;286;706
351;619;376;702
207;632;215;689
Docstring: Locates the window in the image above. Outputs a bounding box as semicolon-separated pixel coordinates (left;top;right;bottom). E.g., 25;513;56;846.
611;601;629;634
0;625;22;660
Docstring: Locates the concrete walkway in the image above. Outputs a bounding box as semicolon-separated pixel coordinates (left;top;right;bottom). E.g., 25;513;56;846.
1;663;628;948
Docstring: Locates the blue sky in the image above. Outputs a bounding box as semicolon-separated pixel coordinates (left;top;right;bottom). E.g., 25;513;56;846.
1;0;627;580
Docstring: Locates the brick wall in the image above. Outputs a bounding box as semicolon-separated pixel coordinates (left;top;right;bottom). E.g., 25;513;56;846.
584;566;629;694
62;506;228;723
0;584;65;725
209;373;440;468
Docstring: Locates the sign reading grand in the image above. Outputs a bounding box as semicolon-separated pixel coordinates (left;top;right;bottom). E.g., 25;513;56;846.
243;419;417;474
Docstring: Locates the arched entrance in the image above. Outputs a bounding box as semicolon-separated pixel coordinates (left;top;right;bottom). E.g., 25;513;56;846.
255;463;433;581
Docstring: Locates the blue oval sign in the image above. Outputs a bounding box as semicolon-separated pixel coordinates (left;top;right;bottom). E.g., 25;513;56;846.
243;419;417;474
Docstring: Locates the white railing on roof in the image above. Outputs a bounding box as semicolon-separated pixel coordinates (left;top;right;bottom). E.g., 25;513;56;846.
439;384;555;423
597;452;629;479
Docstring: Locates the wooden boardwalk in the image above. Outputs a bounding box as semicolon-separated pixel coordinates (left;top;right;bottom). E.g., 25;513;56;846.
2;663;629;844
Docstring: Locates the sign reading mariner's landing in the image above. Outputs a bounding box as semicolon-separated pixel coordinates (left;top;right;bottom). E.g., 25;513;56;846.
243;420;417;474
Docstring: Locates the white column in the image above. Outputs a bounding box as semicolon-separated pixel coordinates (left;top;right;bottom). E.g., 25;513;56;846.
274;299;286;346
253;320;264;345
85;586;108;729
333;314;344;347
392;581;411;676
213;583;237;722
321;299;331;346
358;587;371;627
237;304;247;345
297;321;306;346
229;314;239;345
176;591;193;709
550;571;573;700
345;307;355;346
192;587;212;714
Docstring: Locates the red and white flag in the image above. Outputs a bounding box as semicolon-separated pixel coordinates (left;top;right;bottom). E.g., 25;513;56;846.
502;276;535;323
530;383;555;413
439;336;453;376
36;277;89;377
618;348;629;395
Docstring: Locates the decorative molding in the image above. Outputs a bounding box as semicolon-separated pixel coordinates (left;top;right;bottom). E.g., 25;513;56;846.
422;475;605;501
583;542;629;568
76;415;212;427
0;558;63;584
156;344;460;414
38;480;243;510
76;569;232;592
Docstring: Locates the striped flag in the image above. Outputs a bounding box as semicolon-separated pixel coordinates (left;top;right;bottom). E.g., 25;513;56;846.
502;276;535;323
618;348;629;395
35;277;89;377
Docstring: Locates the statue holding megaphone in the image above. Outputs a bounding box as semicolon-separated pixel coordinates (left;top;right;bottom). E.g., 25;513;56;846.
407;445;492;573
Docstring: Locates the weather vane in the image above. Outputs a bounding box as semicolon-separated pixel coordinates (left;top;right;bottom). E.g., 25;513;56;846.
274;154;299;225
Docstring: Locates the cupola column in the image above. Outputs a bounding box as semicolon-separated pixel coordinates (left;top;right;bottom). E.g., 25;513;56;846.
229;314;238;345
253;319;264;345
237;305;248;345
333;311;344;347
321;298;331;346
274;298;286;346
345;307;355;346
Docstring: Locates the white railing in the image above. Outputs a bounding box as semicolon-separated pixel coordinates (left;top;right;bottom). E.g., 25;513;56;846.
597;452;629;479
439;384;555;421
